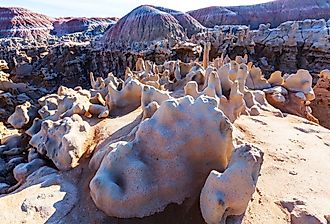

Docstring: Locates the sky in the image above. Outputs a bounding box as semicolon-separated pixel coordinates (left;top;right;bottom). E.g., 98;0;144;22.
1;0;273;18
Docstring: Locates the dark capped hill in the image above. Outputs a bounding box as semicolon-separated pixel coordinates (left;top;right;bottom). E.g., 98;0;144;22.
103;5;204;46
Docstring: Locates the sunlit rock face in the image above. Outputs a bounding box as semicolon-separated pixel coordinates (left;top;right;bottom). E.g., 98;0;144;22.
188;0;330;29
52;17;118;36
0;7;54;40
102;5;204;48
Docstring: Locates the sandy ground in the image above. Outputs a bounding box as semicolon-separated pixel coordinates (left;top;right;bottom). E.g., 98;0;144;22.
235;112;330;224
0;110;329;224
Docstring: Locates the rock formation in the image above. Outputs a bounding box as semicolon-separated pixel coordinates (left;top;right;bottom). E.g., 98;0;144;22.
90;95;233;218
264;70;318;123
188;0;330;29
52;17;118;36
200;144;264;224
153;7;204;37
0;7;118;41
103;5;203;49
29;114;91;171
7;102;38;129
190;18;330;77
0;7;53;40
310;70;330;129
0;3;329;224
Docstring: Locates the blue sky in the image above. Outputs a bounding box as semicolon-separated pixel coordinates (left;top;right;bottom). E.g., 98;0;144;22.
1;0;272;18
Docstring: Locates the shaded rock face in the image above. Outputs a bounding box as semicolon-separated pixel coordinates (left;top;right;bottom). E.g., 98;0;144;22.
0;42;173;91
188;0;330;29
310;73;330;129
52;17;118;36
103;5;203;47
0;7;54;40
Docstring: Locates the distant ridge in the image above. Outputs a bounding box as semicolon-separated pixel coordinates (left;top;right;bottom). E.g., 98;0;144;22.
188;0;330;28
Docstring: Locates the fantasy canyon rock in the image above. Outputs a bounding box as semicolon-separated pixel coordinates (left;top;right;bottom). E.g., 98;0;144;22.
90;95;233;218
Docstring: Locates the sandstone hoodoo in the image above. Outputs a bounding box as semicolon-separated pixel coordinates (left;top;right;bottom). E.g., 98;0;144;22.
188;0;330;29
0;2;330;224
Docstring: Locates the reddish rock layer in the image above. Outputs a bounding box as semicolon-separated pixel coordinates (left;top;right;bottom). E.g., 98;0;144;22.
0;7;118;40
0;7;53;40
103;5;203;45
188;0;330;29
52;17;118;36
310;75;330;129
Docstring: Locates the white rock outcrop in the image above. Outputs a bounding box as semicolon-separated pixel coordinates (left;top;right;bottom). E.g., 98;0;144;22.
29;114;91;171
90;95;234;218
200;144;264;224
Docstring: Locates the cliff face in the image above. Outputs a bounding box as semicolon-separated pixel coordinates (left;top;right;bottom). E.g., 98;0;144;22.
188;0;330;29
103;5;203;47
0;7;54;40
52;17;118;36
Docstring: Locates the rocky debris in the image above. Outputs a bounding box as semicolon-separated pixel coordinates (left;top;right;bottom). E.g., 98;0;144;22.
0;40;150;89
188;0;330;29
0;68;42;121
37;86;108;121
277;199;328;224
0;133;29;190
310;70;330;129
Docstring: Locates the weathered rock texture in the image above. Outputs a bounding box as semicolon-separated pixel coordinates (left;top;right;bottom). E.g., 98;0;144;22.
191;18;330;78
310;70;330;129
103;5;203;48
7;102;37;129
188;0;330;29
90;95;233;218
0;7;53;40
200;144;264;224
52;17;117;36
0;7;118;40
29;114;91;171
